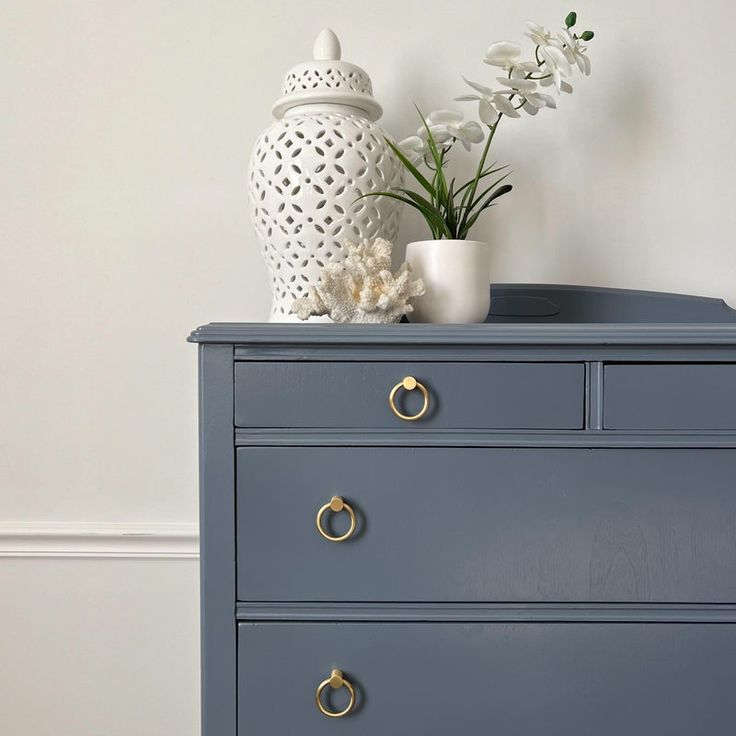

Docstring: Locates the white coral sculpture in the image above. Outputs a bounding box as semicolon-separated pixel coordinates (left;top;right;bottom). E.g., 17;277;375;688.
291;238;425;323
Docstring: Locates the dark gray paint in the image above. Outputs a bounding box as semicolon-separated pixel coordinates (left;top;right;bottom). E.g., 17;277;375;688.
234;361;584;429
193;322;736;347
236;602;736;623
234;427;736;447
188;285;736;345
238;622;736;735
198;345;236;736
192;284;736;736
237;447;736;603
605;363;736;429
485;283;736;323
235;343;736;363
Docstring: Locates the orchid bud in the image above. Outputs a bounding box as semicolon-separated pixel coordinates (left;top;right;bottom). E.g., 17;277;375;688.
580;30;594;41
565;11;577;28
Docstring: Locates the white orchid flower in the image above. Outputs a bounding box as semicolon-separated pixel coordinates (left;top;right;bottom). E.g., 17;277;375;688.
455;92;499;125
418;109;485;151
515;60;545;75
398;135;429;164
538;44;572;92
452;119;485;150
417;109;461;143
524;21;555;47
456;78;520;122
523;20;571;92
557;29;591;75
483;42;541;79
496;75;556;116
484;41;522;69
540;76;573;94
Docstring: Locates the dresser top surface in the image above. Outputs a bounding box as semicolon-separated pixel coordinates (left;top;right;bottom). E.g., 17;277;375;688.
189;284;736;345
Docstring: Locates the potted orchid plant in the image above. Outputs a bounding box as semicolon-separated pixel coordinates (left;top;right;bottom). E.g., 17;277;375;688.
361;11;595;323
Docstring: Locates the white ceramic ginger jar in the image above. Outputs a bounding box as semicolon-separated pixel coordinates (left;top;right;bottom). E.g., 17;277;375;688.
248;28;403;321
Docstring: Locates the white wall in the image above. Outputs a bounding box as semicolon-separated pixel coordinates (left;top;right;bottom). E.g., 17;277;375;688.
1;0;735;733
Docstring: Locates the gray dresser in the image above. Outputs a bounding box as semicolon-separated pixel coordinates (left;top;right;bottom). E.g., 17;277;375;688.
190;284;736;735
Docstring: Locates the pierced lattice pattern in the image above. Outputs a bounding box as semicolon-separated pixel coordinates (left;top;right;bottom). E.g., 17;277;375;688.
249;112;403;320
282;66;372;96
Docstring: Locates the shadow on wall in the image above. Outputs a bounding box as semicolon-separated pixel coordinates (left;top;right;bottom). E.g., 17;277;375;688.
522;57;662;286
384;46;662;288
382;45;495;258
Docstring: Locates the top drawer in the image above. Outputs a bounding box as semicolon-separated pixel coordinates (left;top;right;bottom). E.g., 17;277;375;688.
604;363;736;430
234;361;584;429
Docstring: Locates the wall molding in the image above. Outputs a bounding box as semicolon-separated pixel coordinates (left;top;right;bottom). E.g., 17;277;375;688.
0;522;199;559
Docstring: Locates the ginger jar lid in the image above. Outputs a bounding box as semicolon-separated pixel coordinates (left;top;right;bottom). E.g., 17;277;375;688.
271;28;383;122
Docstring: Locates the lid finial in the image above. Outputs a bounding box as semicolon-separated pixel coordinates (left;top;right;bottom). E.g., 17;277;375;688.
313;28;341;61
272;28;381;121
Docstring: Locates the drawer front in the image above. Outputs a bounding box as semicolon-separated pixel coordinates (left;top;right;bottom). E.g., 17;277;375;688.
604;363;736;429
234;361;584;429
237;447;736;603
238;622;736;735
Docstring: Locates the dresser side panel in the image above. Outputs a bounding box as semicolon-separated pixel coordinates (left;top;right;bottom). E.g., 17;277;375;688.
199;344;236;736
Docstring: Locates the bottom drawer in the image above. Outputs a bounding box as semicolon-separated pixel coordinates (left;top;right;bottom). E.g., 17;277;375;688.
239;622;736;734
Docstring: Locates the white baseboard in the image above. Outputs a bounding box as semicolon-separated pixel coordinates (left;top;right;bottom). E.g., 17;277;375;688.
0;522;200;559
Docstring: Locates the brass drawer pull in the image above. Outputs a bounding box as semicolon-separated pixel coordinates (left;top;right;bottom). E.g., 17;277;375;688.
316;496;357;542
389;375;430;421
315;669;356;718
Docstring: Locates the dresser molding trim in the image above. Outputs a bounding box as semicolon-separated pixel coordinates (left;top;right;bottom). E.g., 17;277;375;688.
234;428;736;448
192;324;736;347
233;346;736;362
236;602;736;624
0;522;199;559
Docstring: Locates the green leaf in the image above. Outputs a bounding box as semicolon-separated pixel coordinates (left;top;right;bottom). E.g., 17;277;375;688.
395;188;453;237
357;190;451;239
457;117;499;235
565;11;577;27
383;136;437;198
456;165;510;213
458;184;513;239
448;178;463;238
479;183;513;208
580;30;594;41
414;105;449;203
467;172;512;211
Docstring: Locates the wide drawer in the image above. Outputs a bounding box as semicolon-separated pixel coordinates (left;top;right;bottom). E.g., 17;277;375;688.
234;361;584;429
604;363;736;429
238;622;736;735
237;447;736;602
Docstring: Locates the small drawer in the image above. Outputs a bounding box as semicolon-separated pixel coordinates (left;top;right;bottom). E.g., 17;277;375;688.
234;361;584;429
236;447;736;603
239;622;736;735
604;363;736;430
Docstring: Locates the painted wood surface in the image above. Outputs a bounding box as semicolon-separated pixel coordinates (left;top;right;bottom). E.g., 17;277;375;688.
236;447;736;603
234;361;584;429
236;602;736;623
198;345;236;736
238;621;736;735
189;284;736;345
604;363;736;429
193;285;736;736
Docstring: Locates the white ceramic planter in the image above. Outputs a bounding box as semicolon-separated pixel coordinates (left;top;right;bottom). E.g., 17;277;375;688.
405;240;490;323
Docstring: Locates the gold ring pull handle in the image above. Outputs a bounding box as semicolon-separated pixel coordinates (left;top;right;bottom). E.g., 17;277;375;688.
316;496;357;542
315;669;356;718
389;375;430;422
